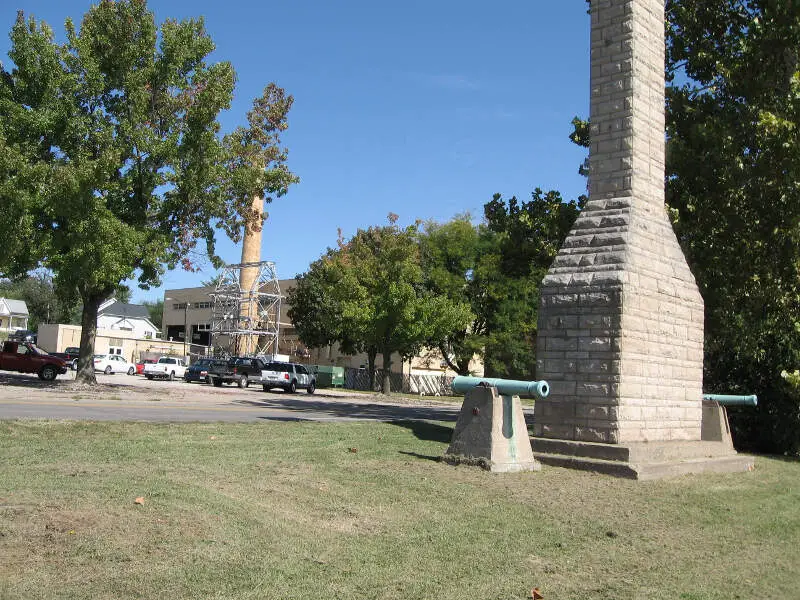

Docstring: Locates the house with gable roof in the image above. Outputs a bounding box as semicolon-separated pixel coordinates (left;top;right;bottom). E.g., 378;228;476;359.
97;299;159;340
0;298;30;333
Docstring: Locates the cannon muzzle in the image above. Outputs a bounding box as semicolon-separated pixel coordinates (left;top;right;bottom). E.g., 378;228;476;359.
703;393;758;407
451;376;550;399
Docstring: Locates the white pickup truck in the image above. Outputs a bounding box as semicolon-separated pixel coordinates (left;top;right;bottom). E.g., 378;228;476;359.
144;356;187;381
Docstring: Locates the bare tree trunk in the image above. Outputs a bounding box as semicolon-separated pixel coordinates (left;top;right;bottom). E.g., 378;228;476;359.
76;292;104;384
439;342;472;376
381;349;392;395
367;346;376;391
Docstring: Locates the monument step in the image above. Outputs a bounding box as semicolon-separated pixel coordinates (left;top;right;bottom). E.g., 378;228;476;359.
532;440;755;481
532;438;738;463
532;451;639;479
534;450;754;480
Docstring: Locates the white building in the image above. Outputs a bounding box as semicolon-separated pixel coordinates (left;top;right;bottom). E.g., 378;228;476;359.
97;299;159;340
38;299;176;361
0;298;29;333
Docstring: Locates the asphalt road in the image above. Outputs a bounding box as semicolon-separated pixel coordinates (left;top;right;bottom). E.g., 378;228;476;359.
0;371;464;424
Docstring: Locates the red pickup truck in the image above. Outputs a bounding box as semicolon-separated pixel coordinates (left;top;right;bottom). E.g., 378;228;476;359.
0;340;69;380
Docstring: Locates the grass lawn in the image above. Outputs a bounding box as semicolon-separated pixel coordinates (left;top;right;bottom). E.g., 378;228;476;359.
1;420;798;600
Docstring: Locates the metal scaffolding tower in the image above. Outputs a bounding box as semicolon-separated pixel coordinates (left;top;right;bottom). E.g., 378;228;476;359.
209;261;281;357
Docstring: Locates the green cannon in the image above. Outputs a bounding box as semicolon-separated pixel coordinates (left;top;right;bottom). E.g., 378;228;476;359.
451;376;550;399
703;393;758;407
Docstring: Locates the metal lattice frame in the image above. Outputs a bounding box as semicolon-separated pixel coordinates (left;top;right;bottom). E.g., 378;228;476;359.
209;261;281;357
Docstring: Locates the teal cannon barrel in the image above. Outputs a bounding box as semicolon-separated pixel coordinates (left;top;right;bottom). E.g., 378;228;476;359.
703;393;758;407
451;376;550;399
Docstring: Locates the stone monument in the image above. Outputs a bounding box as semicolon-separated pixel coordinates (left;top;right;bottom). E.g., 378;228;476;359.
531;0;753;478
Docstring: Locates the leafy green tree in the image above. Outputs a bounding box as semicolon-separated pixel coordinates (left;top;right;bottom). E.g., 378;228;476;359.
142;299;163;331
290;221;473;394
287;249;378;386
665;0;800;454
0;1;297;383
0;271;78;329
481;190;583;378
418;216;486;375
418;191;582;380
114;285;132;305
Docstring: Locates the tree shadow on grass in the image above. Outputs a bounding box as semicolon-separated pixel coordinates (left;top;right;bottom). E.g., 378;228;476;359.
236;397;461;423
760;453;800;463
398;450;443;463
388;419;453;443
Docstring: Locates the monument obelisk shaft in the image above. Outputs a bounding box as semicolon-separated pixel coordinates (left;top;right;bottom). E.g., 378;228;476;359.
534;0;704;446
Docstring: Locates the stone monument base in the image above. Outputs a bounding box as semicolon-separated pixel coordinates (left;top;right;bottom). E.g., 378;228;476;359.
532;400;754;480
445;385;541;473
532;439;753;481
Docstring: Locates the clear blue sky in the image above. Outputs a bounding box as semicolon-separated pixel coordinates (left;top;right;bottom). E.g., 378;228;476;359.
1;1;590;303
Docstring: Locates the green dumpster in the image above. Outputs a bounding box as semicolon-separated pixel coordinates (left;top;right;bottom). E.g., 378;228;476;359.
314;365;344;388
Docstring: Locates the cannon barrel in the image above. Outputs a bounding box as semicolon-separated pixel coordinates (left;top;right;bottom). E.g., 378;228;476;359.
703;393;758;407
451;376;550;399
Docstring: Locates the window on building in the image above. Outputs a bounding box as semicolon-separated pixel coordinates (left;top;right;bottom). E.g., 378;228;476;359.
195;323;211;332
194;301;211;309
173;303;187;310
109;338;124;355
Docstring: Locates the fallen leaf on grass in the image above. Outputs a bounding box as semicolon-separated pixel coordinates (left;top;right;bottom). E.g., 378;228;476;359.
134;497;145;505
531;587;544;599
348;448;358;453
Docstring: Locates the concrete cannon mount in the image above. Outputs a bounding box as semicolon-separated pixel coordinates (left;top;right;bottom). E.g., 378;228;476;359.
530;0;753;479
445;385;541;473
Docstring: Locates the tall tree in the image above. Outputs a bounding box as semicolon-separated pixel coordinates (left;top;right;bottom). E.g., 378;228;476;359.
141;299;163;331
114;285;132;305
665;0;800;454
289;220;473;394
0;1;297;383
481;190;584;378
418;216;486;375
0;271;79;330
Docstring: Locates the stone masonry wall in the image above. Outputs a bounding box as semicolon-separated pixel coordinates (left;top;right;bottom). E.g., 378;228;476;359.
534;0;704;444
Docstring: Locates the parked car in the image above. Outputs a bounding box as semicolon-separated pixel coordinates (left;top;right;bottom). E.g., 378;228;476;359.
0;340;68;380
184;358;227;383
9;330;37;343
51;346;81;370
144;356;187;381
135;358;157;375
94;354;135;375
206;356;268;389
261;361;316;394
